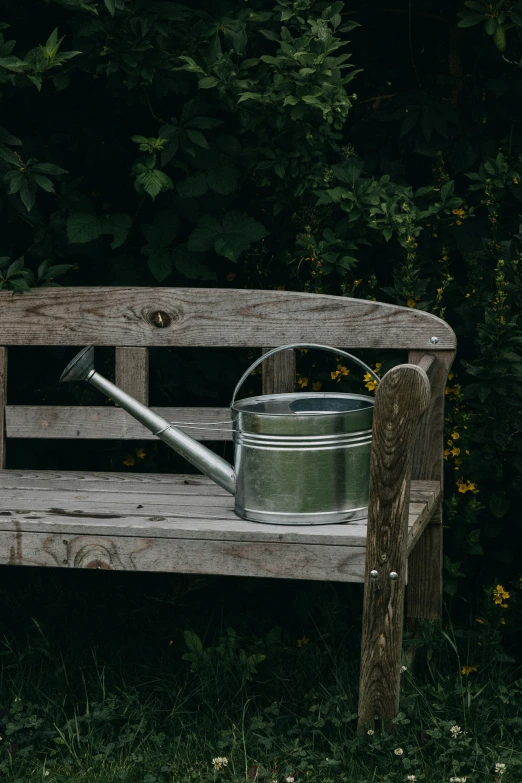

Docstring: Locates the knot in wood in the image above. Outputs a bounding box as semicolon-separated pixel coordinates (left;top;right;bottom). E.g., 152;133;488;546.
74;542;114;570
149;310;172;329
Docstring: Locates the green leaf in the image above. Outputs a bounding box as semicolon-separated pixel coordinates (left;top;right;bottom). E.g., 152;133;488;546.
185;129;209;149
214;211;267;261
32;173;55;192
31;162;68;175
457;13;484;26
176;171;208;199
198;76;219;89
440;180;454;201
106;213;132;249
67;212;102;244
142;211;178;247
145;246;173;282
172;246;216;280
19;180;36;212
187;215;222;252
6;171;24;194
485;16;497;34
184;630;204;653
207;164;239;195
136;168;173;199
0;56;29;72
104;0;116;15
0;146;22;166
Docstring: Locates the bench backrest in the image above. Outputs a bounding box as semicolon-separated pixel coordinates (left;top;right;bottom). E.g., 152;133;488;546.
0;287;456;480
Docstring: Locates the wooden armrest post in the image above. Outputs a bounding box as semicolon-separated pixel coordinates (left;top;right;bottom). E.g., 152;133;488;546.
357;364;431;735
262;348;296;394
0;347;7;469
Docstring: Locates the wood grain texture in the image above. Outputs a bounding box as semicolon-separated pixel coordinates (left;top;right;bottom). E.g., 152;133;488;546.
357;364;431;734
406;349;454;620
6;406;233;440
0;348;6;469
262;348;296;395
0;470;439;551
0;531;367;582
0;288;457;348
115;347;149;404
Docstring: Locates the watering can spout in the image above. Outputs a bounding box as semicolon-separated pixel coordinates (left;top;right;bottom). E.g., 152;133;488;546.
60;347;236;495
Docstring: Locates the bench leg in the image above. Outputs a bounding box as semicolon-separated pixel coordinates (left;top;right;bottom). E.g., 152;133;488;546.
407;510;443;620
357;546;407;734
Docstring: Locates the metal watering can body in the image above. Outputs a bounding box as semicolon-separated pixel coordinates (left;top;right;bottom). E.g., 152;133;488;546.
60;344;379;525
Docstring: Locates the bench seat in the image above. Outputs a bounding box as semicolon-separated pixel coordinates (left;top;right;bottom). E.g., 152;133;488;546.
0;471;440;581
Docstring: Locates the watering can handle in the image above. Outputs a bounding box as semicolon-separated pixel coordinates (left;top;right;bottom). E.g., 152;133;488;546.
231;343;380;406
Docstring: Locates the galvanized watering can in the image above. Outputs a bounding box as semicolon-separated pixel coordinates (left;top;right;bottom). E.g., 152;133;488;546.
60;344;379;525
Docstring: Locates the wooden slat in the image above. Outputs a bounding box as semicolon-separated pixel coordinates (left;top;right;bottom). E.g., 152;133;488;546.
0;348;6;469
0;288;457;348
357;363;431;734
262;348;296;394
5;406;233;440
407;349;454;620
0;531;367;582
115;347;149;404
0;470;440;548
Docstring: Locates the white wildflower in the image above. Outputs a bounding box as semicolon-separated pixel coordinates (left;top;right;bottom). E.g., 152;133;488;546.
285;777;295;783
400;665;408;673
407;776;417;782
367;729;374;735
212;757;229;771
495;763;506;775
450;724;462;737
394;747;404;756
449;778;467;783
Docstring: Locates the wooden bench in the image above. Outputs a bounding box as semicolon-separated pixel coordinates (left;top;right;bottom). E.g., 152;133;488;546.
0;287;455;732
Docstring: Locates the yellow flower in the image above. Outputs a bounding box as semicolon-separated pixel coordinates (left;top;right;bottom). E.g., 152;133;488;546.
123;454;136;467
452;207;465;217
363;372;378;393
456;478;479;494
331;364;349;383
451;447;460;457
443;449;451;460
297;636;309;648
513;178;519;185
493;585;510;605
312;381;322;391
226;271;236;281
297;376;309;388
448;372;454;380
407;298;417;308
374;362;382;371
276;284;286;290
456;219;462;225
451;431;460;440
135;448;146;460
461;665;478;676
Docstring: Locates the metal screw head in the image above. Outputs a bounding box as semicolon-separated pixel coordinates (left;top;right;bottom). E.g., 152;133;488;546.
370;569;379;579
430;336;440;345
389;571;399;581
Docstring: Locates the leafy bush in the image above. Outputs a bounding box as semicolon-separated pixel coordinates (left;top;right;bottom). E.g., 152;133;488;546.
2;0;522;601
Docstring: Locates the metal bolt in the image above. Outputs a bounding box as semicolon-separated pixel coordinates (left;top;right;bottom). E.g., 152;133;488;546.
370;569;379;579
389;571;399;581
430;336;440;344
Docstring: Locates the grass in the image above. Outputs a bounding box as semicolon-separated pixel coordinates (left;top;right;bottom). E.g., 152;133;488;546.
0;566;521;783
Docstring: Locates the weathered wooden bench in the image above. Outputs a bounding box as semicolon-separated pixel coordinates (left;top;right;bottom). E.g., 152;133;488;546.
0;287;455;732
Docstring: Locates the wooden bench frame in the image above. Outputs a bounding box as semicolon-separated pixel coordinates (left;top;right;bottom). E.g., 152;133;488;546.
0;287;456;733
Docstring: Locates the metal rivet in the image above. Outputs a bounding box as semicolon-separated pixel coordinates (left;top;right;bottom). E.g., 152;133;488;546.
430;336;440;344
389;571;399;581
370;569;378;579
